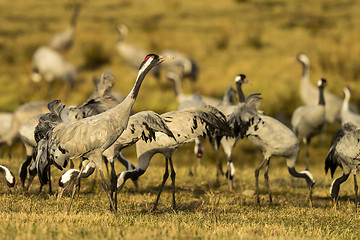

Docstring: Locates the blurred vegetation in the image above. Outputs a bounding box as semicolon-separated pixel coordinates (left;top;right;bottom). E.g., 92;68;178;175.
1;0;359;115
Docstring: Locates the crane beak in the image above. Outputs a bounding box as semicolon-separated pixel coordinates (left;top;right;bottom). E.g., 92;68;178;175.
159;55;176;64
158;55;167;64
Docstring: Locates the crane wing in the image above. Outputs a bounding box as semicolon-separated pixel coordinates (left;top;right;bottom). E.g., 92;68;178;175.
227;93;262;138
160;105;231;145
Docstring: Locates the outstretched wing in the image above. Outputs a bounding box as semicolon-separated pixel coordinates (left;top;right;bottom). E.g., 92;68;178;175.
129;111;175;142
160;105;231;145
82;96;119;118
34;100;65;143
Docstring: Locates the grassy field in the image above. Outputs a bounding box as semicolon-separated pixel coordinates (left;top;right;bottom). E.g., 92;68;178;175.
1;145;360;240
1;0;360;239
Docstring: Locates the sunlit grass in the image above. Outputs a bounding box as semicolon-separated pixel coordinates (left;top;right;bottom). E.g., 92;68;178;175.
1;0;360;238
1;140;360;239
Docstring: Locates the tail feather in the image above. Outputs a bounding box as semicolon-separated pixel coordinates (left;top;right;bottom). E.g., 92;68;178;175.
324;122;357;178
325;147;339;178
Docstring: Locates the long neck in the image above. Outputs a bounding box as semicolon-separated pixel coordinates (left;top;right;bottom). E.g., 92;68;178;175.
300;61;309;82
70;5;80;26
342;91;350;112
130;66;151;100
330;173;350;199
236;81;245;103
318;87;325;106
107;64;151;123
288;167;305;179
170;74;183;99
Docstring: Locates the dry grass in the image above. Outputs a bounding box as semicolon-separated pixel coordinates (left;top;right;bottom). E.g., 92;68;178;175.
1;0;360;239
1;138;360;239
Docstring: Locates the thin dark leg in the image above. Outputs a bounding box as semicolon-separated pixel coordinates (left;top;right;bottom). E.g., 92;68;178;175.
216;150;224;178
169;157;176;210
19;155;32;188
153;157;169;211
103;157;110;179
215;148;221;182
354;173;358;213
48;166;52;194
264;157;271;203
38;184;43;194
255;157;267;204
110;161;117;212
67;163;86;214
305;141;310;170
70;160;74;169
187;145;193;176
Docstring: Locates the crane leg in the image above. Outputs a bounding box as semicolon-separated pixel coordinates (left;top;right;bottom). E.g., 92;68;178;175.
19;155;32;188
153;157;169;211
110;161;117;212
48;166;52;194
226;159;234;192
103;156;110;179
117;153;138;191
169;157;176;210
264;157;272;203
305;141;310;170
353;172;358;213
67;162;86;214
187;145;193;176
99;169;117;214
255;157;267;204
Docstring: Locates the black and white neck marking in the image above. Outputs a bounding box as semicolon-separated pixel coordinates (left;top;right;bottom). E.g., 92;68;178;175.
235;74;247;103
131;54;164;99
0;165;15;188
317;78;327;106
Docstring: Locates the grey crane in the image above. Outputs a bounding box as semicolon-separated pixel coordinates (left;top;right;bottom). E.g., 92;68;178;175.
228;93;315;205
36;54;164;213
19;100;82;190
0;165;15;191
167;69;208;175
88;74;123;102
115;105;231;211
116;24;160;78
325;122;360;211
57;110;175;208
31;46;77;91
341;86;360;127
49;4;81;52
1;101;49;152
297;53;349;123
168;68;221;106
291;78;327;170
25;74;122;191
0;113;15;156
214;74;247;190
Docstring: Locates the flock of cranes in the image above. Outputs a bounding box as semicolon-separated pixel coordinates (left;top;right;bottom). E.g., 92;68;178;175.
2;5;360;214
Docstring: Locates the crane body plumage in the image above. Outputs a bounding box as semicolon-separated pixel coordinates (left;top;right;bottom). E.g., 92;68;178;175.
37;54;164;213
341;87;360;127
228;93;315;205
325;124;360;211
291;78;327;169
115;105;231;210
